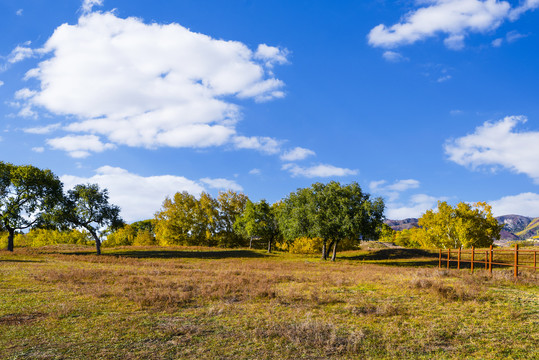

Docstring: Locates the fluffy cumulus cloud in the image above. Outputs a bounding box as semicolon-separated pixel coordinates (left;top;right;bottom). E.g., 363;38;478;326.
61;166;242;222
370;179;421;201
200;177;243;192
490;192;539;217
7;45;34;64
282;163;358;178
233;136;282;154
280;147;316;161
368;0;539;50
19;11;288;156
385;194;443;219
46;135;116;158
445;116;539;183
81;0;103;13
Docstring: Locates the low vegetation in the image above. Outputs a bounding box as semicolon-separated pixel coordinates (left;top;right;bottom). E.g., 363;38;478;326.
1;245;537;359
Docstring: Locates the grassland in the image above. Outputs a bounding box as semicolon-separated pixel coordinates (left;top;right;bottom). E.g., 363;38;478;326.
1;245;537;359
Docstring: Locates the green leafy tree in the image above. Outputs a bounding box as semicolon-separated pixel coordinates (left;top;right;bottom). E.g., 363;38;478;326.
418;201;502;249
278;181;385;261
216;190;249;247
0;162;63;251
62;184;123;255
234;199;280;253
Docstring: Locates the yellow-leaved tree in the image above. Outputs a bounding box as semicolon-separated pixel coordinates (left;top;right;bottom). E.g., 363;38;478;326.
418;201;502;249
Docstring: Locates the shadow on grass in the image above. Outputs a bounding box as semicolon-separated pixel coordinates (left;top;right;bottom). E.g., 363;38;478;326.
58;249;268;259
345;248;438;261
0;259;44;263
114;249;268;259
341;248;440;267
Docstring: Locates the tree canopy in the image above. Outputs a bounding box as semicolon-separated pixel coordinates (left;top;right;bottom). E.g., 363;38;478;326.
62;183;123;255
0;162;64;251
234;199;280;253
278;181;385;260
418;201;502;249
154;190;249;247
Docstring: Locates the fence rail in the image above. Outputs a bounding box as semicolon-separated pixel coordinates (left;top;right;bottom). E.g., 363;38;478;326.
438;244;538;278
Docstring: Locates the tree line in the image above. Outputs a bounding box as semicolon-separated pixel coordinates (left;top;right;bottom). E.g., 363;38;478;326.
1;162;387;260
2;161;504;259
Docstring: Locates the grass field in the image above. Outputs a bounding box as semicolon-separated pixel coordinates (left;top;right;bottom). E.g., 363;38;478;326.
1;245;538;359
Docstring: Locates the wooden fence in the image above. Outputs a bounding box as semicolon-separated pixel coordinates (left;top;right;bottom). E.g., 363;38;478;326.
438;244;538;278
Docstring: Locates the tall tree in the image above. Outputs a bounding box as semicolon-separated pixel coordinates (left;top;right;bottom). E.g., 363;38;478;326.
154;191;199;246
0;162;63;251
62;184;123;255
418;201;502;249
234;200;280;253
278;181;385;261
216;190;249;247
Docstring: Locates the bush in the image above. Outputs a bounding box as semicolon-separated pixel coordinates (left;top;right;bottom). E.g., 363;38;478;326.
1;229;93;248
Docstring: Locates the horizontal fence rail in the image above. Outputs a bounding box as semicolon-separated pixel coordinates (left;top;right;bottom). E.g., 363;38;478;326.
438;244;538;278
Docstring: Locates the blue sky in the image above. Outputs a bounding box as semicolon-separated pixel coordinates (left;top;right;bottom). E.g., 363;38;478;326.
2;0;539;222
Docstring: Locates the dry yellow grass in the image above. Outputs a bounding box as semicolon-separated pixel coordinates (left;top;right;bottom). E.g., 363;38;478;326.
1;245;538;359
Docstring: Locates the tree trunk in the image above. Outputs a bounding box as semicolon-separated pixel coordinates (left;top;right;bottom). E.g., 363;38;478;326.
249;236;253;249
90;231;101;255
326;240;335;259
321;239;327;260
331;240;339;262
267;237;272;253
6;228;15;252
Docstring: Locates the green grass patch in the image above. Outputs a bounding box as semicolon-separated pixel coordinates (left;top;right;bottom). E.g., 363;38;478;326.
1;245;537;359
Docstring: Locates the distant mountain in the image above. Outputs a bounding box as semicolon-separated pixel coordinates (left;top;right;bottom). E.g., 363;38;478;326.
384;218;418;231
384;214;539;241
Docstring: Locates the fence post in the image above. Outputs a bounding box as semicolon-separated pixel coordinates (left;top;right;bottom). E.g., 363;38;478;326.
471;246;475;273
458;247;461;270
514;243;519;279
439;249;442;269
489;245;493;275
534;250;537;272
447;249;450;269
484;250;488;270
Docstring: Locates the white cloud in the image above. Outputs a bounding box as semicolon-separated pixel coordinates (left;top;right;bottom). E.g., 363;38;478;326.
46;135;116;158
249;168;261;175
254;44;289;68
490;192;539;217
382;51;408;62
60;166;207;222
437;75;452;82
445;116;539;183
8;45;34;64
385;194;443;219
282;163;358;178
509;0;539;20
280;147;316;161
368;0;539;50
505;30;527;42
200;178;243;192
15;88;37;99
19;11;288;156
81;0;103;13
443;33;465;50
16;9;23;16
0;81;4;87
233;136;282;154
23;123;62;134
370;179;420;201
32;147;45;153
491;37;503;46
